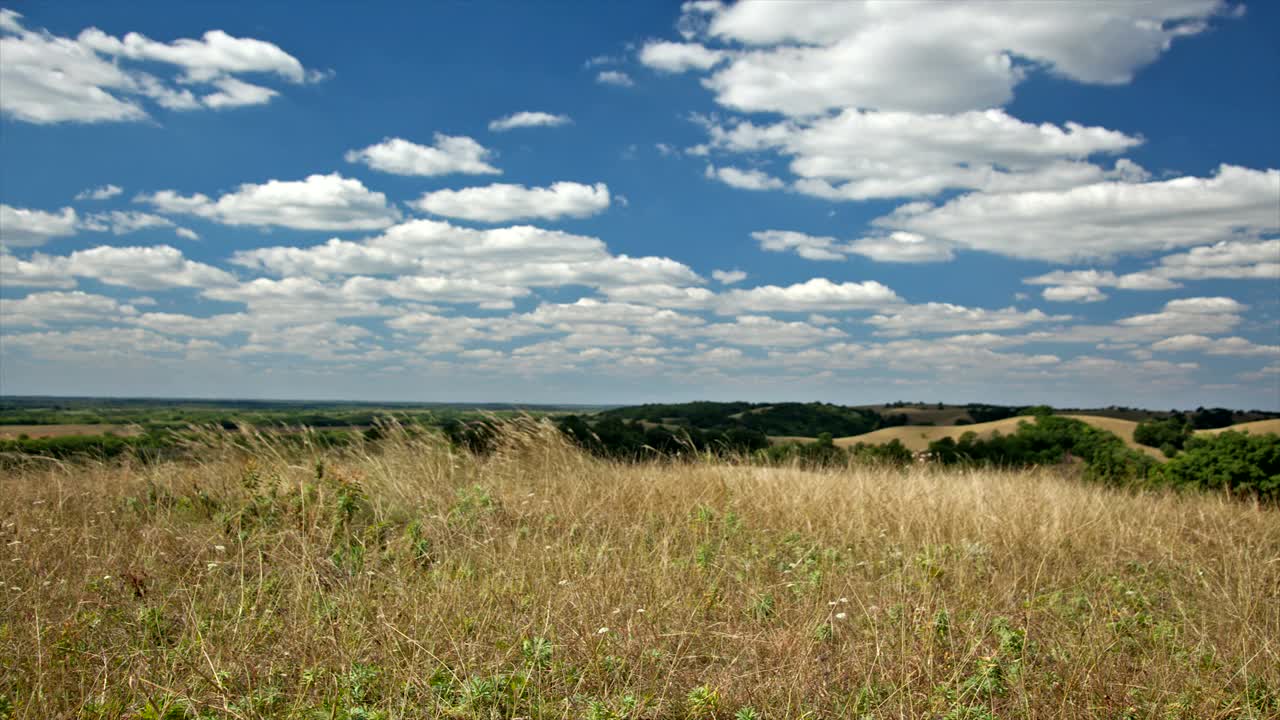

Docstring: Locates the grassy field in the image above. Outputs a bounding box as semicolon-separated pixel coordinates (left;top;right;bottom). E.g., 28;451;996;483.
1;423;1278;719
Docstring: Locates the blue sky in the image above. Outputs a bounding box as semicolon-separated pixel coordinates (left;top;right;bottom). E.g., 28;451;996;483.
1;1;1277;408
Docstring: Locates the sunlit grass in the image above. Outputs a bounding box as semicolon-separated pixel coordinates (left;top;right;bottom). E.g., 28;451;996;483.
1;420;1277;718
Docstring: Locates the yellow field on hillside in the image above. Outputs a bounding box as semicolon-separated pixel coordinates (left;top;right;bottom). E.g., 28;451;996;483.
0;423;142;438
834;416;1033;451
1061;415;1167;459
1199;418;1280;436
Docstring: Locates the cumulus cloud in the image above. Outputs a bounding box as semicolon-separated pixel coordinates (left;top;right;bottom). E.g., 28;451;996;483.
1151;334;1279;357
846;232;954;263
718;277;900;314
1113;297;1248;337
596;70;634;87
75;184;123;201
701;315;845;347
1024;269;1180;292
711;269;747;285
752;229;956;264
1042;285;1108;303
704;109;1142;201
81;210;175;235
0;9;318;124
674;1;1234;116
412;182;610;223
1152;239;1280;281
5;244;236;290
0;205;78;247
878;165;1280;263
1;249;77;288
200;76;277;108
639;40;728;72
0;291;138;327
230;218;701;307
138;173;401;231
753;230;844;261
867;303;1067;336
705;165;784;191
488;111;572;132
344;135;500;176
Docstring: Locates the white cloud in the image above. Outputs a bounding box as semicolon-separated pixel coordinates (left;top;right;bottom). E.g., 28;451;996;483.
77;27;307;83
701;315;845;347
2;326;211;360
1043;285;1109;303
413;182;610;223
753;230;843;261
1152;239;1280;281
718;277;900;314
1151;334;1279;357
704;109;1142;201
752;229;956;263
66;245;238;290
867;303;1067;336
81;210;175;235
344;135;500;176
0;10;316;124
639;40;727;72
679;1;1232;116
138;173;401;231
711;269;747;285
488;111;572;132
1;249;76;288
230;218;701;308
0;205;78;247
604;284;717;309
75;184;123;201
705;165;784;191
0;291;140;327
175;227;200;241
4;244;236;290
1112;296;1248;337
596;70;634;87
846;232;954;263
1042;285;1108;303
1023;269;1180;292
201;76;278;109
878;165;1280;263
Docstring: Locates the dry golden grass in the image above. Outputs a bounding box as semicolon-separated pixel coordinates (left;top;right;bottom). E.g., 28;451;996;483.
1;422;1278;719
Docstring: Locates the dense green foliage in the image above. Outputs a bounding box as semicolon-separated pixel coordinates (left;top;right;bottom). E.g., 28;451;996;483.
1162;431;1280;500
928;415;1159;486
555;415;769;459
0;396;588;430
1133;416;1193;454
598;401;897;437
0;433;169;460
927;417;1280;500
964;404;1026;424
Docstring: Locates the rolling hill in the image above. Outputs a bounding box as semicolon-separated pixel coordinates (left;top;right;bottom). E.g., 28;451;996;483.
1197;418;1280;436
834;416;1034;452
